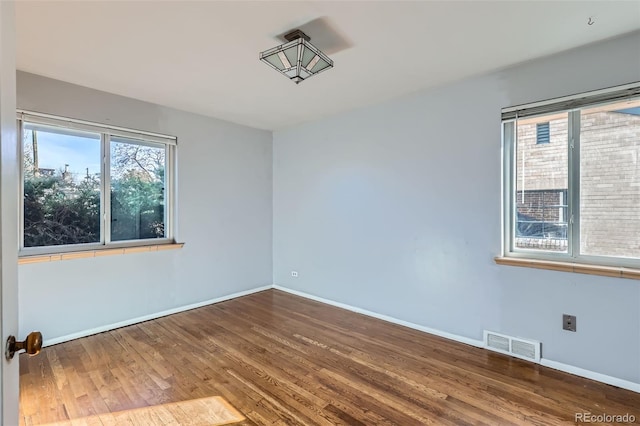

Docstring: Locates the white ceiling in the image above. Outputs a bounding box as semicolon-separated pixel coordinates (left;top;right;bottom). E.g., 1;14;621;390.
16;1;640;131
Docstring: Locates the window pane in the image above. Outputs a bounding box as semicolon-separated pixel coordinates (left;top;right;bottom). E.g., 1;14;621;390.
580;99;640;259
23;124;101;247
110;138;166;241
514;113;569;252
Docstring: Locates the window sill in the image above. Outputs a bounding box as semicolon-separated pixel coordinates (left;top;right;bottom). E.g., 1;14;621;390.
494;256;640;280
18;243;185;265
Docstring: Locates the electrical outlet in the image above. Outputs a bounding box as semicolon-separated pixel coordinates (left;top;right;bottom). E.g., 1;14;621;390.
291;271;298;278
563;314;576;332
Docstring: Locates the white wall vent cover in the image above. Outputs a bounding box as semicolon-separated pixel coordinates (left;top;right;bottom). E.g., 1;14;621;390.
483;330;541;363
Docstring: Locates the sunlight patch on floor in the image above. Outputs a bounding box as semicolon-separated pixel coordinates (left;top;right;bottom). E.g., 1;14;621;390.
38;396;245;426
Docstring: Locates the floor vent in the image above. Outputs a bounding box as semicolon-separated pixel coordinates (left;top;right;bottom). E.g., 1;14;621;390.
483;330;541;363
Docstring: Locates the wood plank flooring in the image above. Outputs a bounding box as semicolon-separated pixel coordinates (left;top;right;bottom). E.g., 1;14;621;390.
20;289;640;425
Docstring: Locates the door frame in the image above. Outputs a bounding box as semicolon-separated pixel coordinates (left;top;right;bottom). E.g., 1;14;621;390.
0;1;20;424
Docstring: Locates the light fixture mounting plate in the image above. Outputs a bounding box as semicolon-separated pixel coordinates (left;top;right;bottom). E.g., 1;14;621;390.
284;29;310;42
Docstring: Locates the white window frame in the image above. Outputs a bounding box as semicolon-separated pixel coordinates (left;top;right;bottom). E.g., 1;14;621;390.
501;82;640;268
18;110;177;256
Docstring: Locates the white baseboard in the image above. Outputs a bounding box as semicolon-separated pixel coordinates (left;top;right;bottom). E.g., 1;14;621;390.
540;359;640;393
273;284;640;394
272;285;484;348
43;285;273;347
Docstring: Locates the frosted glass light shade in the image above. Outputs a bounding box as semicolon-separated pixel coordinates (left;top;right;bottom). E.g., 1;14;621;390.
259;35;333;84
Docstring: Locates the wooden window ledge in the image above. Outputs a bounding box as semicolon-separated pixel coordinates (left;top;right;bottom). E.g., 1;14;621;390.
19;243;184;265
494;256;640;280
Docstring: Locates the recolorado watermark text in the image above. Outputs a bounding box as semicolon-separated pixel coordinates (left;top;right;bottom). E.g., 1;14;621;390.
575;412;636;423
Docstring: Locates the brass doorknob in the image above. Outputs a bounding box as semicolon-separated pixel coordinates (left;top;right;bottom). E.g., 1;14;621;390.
5;331;42;360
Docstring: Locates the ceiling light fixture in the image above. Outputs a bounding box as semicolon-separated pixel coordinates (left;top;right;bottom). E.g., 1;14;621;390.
259;29;333;84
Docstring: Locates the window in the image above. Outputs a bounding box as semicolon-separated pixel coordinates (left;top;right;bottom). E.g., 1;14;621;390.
19;112;176;254
502;84;640;267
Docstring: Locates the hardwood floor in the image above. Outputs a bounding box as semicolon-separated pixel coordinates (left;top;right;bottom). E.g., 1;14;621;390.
20;289;640;425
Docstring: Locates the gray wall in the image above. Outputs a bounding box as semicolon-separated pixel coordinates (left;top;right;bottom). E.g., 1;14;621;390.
18;72;273;342
273;32;640;383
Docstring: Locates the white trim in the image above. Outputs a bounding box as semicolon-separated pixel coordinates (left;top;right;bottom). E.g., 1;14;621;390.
272;285;484;348
17;110;176;145
501;81;640;114
42;285;272;347
18;119;24;250
540;359;640;393
102;133;110;245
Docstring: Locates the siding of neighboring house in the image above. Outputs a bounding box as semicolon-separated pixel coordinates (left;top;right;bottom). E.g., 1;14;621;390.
516;116;569;192
515;110;640;257
581;111;640;257
515;116;569;250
